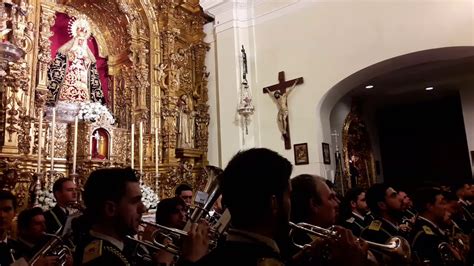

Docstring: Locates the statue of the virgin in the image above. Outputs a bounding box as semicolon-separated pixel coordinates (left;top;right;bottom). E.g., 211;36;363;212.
47;16;105;105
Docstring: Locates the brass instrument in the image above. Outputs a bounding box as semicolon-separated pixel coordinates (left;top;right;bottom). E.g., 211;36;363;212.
141;220;186;253
29;233;72;266
186;165;223;226
289;222;412;262
126;235;180;255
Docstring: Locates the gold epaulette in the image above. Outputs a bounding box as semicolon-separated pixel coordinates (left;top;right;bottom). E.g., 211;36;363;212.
83;239;103;263
422;225;434;235
257;257;284;266
368;220;382;231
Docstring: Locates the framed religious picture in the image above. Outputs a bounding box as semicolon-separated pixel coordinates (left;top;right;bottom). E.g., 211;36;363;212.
322;143;331;164
294;143;309;165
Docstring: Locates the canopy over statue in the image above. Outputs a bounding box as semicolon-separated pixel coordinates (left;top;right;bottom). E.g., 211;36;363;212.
47;15;105;106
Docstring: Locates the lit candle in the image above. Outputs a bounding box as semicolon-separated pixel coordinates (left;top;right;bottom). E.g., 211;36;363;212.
72;116;78;174
155;119;159;177
36;109;43;173
131;123;135;169
50;107;56;171
139;121;143;173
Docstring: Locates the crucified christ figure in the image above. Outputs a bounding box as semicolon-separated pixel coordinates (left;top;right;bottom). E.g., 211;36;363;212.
265;80;298;136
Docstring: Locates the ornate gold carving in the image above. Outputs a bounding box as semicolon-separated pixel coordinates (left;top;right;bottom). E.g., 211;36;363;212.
342;100;376;191
1;0;211;208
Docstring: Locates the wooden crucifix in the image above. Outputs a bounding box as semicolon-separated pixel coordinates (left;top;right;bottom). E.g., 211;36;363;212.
263;71;304;149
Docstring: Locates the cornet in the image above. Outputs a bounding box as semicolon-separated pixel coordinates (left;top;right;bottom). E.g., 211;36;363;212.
289;222;412;262
29;233;72;266
138;220;186;254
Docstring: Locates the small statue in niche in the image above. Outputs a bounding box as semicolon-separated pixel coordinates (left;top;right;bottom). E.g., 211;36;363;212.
92;128;109;159
177;94;195;149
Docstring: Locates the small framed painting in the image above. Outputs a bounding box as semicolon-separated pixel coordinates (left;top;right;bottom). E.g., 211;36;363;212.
294;143;309;165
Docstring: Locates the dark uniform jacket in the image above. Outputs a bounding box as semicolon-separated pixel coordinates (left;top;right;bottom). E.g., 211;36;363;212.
341;212;367;237
74;231;131;266
0;238;22;266
410;216;462;266
360;217;403;245
197;229;284;266
44;205;69;234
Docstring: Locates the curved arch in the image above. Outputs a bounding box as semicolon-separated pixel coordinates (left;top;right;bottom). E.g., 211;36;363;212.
317;46;474;144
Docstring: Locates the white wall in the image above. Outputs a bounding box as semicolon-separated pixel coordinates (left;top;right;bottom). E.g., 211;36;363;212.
460;87;474;175
205;0;474;175
204;22;221;167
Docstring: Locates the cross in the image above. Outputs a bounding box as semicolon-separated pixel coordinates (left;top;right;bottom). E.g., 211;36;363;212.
263;71;304;150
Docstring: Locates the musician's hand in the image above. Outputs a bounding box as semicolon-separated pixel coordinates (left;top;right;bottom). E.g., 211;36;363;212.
181;221;210;262
64;254;73;266
34;256;59;266
399;223;411;233
328;226;366;266
152;248;175;266
291;237;326;264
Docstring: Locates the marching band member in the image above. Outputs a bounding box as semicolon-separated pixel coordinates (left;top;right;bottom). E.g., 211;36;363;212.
291;174;371;266
44;178;77;235
0;191;21;266
411;187;463;266
339;187;370;237
197;148;293;266
74;168;147;265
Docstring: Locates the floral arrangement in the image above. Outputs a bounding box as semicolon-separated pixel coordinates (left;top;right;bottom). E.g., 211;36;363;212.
78;102;115;124
141;184;159;211
35;184;158;211
36;189;55;210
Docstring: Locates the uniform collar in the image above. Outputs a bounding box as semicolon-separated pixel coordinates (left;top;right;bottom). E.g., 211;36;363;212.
227;228;280;254
0;234;7;244
18;237;35;248
352;211;365;221
381;217;399;231
90;230;124;251
418;215;445;236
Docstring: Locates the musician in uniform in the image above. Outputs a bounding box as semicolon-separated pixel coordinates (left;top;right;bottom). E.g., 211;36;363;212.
399;190;416;220
411;187;463;266
44;178;77;234
175;184;193;207
74;168;147;265
339;187;369;237
361;183;406;245
197;148;293;265
16;207;70;265
151;197;187;265
0;191;22;266
452;182;473;222
290;174;371;266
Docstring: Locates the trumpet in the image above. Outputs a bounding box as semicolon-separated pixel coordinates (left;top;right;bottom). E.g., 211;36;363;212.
29;233;72;266
126;235;180;255
289;222;411;262
139;220;186;254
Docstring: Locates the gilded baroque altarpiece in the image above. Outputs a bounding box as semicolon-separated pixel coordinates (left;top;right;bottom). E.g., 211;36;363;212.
0;0;212;209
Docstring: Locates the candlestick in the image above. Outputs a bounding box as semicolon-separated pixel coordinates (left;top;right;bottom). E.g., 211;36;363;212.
36;109;43;173
155;120;159;177
50;107;56;171
131;123;135;169
139;121;143;173
72;116;78;174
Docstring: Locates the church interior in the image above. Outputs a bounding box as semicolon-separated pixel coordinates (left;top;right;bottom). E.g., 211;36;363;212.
0;0;473;211
1;0;474;265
